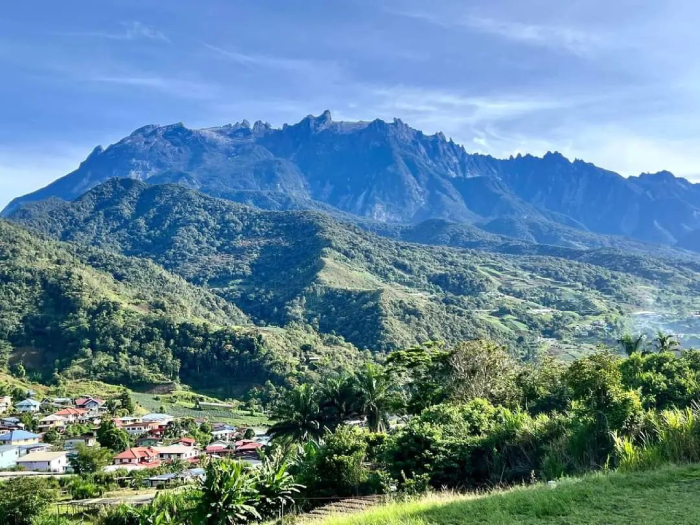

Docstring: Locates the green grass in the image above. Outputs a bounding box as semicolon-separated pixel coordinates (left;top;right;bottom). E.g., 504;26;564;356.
318;464;700;524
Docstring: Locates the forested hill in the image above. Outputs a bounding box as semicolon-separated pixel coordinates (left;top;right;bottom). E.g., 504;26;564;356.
5;112;700;251
0;219;364;391
11;179;700;354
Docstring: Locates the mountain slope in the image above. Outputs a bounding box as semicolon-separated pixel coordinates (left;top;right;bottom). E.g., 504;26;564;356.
5;112;700;250
12;179;700;355
0;219;363;391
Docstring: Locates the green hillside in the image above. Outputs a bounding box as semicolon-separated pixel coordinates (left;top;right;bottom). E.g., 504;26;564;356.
12;179;700;354
319;464;700;525
0;219;364;392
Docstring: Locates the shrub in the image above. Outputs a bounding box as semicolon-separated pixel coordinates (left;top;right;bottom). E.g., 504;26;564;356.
0;478;56;525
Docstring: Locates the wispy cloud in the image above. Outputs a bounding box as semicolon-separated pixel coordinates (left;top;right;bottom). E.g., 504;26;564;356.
204;43;342;78
89;75;218;100
58;21;170;43
388;8;608;57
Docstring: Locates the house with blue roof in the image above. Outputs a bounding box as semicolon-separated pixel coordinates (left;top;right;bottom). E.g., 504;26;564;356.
15;398;41;413
0;430;40;446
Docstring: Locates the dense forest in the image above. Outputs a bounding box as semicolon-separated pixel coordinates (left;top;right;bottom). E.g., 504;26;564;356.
0;220;364;391
11;179;700;356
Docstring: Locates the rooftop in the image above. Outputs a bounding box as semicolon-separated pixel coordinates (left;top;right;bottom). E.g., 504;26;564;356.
0;430;40;441
17;451;67;462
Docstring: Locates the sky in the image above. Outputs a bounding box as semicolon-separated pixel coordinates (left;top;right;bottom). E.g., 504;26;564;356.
2;0;700;209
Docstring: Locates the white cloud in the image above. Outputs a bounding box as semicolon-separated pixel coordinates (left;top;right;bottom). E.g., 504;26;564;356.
388;8;609;57
204;43;343;79
58;21;170;43
89;75;219;100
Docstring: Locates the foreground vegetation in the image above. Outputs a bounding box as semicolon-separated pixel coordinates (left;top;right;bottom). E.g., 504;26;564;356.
318;464;700;525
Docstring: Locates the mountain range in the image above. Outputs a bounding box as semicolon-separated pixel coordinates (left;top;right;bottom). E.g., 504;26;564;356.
4;111;700;252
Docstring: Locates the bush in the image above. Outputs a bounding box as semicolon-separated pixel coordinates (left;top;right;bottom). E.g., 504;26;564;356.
96;504;140;525
0;478;56;525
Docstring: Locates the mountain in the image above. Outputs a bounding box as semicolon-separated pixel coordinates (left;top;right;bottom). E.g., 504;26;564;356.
5;112;700;250
11;179;700;357
0;219;364;392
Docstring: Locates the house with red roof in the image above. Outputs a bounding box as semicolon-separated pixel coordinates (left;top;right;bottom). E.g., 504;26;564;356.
175;437;196;447
113;447;161;468
234;440;263;458
53;408;88;423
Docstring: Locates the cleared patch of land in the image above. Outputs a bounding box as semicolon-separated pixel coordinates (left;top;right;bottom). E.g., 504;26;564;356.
317;464;700;525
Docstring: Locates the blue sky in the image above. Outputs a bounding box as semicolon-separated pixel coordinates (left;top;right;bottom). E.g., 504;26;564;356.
2;0;700;208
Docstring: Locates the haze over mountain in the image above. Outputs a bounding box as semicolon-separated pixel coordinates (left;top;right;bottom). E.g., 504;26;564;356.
5;112;700;252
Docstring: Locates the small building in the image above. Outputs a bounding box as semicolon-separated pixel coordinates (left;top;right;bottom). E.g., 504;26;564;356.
19;443;53;456
114;416;142;427
0;445;19;469
0;396;12;415
211;428;237;442
65;435;97;449
113;447;161;468
136;435;162;447
205;441;233;455
141;413;174;424
175;437;196;447
0;430;40;446
38;414;67;433
123;421;159;436
16;451;69;473
74;397;105;411
234;440;263;458
15;399;41;413
153;445;200;462
145;468;205;488
54;408;88;423
0;416;21;428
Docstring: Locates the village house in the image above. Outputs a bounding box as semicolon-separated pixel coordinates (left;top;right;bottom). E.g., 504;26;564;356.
0;416;21;428
145;468;205;488
38;414;67;433
15;398;41;413
136;434;162;447
53;407;88;424
205;440;232;455
0;396;12;414
174;437;196;447
123;421;160;436
41;397;72;409
16;451;69;473
19;443;53;456
153;445;200;462
0;430;40;446
234;440;263;459
0;445;19;469
65;435;97;449
114;416;142;427
210;426;237;442
74;397;105;411
141;413;174;424
113;447;161;468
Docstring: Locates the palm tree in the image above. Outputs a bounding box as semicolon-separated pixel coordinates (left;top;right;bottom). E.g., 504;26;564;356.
319;374;358;426
617;334;646;356
268;384;324;444
654;331;681;353
354;363;396;432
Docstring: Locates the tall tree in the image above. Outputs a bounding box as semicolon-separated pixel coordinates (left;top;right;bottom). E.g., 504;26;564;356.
268;384;323;444
654;331;680;353
354;363;396;433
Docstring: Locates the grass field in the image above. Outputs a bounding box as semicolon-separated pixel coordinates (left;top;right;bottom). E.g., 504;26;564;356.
317;464;700;525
